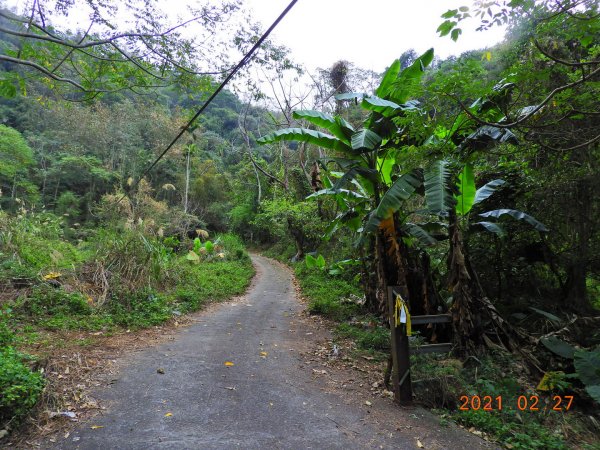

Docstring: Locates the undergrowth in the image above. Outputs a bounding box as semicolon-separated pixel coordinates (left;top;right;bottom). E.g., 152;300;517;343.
0;211;254;431
287;249;599;449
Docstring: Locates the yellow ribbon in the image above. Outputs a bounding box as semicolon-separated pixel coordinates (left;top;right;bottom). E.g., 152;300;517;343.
394;294;411;336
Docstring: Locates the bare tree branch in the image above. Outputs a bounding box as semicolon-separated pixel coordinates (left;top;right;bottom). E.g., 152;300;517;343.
541;133;600;151
0;54;91;91
533;40;600;67
450;64;600;129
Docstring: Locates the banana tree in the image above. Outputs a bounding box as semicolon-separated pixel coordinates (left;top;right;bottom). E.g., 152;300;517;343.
258;49;444;320
420;161;548;354
258;51;532;355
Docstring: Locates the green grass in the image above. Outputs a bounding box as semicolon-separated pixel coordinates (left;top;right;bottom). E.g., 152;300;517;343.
335;321;390;351
8;255;254;332
294;264;362;321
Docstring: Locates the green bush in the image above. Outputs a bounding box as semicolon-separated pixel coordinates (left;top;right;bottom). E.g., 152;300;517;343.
455;408;567;449
89;227;170;295
55;191;81;221
0;347;44;427
336;322;390;351
218;233;250;261
295;264;361;321
451;356;570;449
109;290;172;328
0;310;15;346
16;286;92;317
0;211;83;272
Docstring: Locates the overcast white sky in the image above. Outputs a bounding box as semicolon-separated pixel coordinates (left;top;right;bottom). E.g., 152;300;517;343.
244;0;506;72
3;0;506;74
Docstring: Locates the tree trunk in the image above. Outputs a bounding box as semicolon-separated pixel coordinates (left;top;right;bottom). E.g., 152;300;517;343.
447;213;533;359
373;216;445;319
184;147;191;214
287;218;305;261
563;178;593;313
564;262;591;313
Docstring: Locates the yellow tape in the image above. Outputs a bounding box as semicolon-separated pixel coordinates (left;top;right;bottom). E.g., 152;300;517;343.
394;293;411;336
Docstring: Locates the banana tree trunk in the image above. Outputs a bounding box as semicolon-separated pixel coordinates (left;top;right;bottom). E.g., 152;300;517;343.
448;212;523;357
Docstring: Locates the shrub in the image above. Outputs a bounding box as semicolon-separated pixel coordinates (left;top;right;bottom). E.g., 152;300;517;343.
336;322;390;351
0;211;82;271
55;191;81;221
0;347;44;427
89;227;170;298
108;290;172;328
0;310;15;347
218;233;250;261
295;264;361;321
16;286;92;317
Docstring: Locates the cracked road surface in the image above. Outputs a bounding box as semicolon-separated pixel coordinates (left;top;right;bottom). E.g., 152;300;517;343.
51;255;495;449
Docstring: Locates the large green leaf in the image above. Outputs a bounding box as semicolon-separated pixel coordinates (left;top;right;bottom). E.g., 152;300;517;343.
403;223;437;247
586;385;600;404
320;157;362;171
351;129;382;152
474;179;506;205
473;221;506;237
455;164;476;216
375;59;401;98
332;166;379;191
361;96;419;118
459;125;518;151
324;210;361;240
363;171;423;234
424;160;455;217
257;128;351;153
540;336;576;358
305;254;317;269
574;349;600;403
574;349;600;386
292;110;354;145
386;48;434;104
307;188;367;200
478;209;549;232
529;307;562;324
377;154;395;186
377;171;423;218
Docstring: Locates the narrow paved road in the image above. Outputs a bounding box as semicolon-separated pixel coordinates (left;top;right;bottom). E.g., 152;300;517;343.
52;255;494;449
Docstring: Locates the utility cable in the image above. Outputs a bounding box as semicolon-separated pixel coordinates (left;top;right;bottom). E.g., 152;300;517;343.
132;0;299;189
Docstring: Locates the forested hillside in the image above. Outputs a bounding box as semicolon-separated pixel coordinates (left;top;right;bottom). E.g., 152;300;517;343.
0;0;599;448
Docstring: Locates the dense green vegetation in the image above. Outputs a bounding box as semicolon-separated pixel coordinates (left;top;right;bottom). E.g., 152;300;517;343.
0;0;598;447
0;205;253;429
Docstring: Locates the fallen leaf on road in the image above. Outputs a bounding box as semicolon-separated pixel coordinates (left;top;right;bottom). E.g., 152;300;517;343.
90;425;104;429
365;400;372;406
260;351;268;357
164;412;173;417
157;368;165;374
312;369;327;375
224;361;234;366
417;439;424;448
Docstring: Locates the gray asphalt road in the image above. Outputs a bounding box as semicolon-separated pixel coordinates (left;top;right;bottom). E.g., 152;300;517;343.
50;255;493;450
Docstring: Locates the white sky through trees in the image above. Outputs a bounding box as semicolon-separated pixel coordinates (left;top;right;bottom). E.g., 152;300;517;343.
244;0;506;72
3;0;505;74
